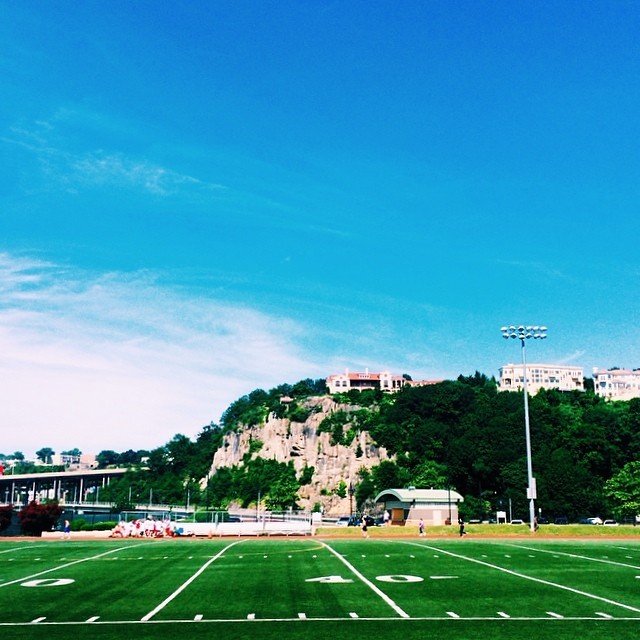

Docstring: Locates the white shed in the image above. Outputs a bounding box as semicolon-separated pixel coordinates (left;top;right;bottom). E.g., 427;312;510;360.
374;488;464;526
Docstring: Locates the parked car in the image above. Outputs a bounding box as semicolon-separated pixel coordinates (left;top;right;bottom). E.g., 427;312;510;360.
510;519;525;525
603;519;619;526
335;516;351;527
580;517;603;525
554;517;569;525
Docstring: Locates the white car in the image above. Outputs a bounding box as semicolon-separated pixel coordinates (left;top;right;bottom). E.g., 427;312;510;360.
510;519;525;525
603;519;619;526
335;516;351;527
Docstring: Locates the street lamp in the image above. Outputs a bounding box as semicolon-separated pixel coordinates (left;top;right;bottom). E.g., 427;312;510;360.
501;325;547;532
348;481;355;516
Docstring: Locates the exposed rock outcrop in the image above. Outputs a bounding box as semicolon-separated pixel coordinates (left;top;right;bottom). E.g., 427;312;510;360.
209;396;390;515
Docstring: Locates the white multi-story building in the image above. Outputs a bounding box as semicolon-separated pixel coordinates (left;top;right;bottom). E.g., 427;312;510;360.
593;368;640;401
498;363;584;394
50;453;98;470
327;370;406;394
326;369;440;394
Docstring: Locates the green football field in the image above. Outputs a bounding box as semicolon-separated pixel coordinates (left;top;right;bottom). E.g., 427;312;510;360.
1;536;639;639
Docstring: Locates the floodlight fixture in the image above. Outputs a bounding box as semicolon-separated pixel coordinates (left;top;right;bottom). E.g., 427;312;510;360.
501;325;548;341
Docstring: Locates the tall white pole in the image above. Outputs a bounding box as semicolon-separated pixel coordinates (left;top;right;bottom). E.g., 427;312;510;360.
501;325;547;533
520;336;536;532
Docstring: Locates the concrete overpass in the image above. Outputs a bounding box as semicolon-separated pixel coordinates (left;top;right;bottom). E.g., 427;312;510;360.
0;468;129;506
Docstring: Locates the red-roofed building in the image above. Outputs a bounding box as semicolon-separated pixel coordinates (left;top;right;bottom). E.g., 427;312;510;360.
326;369;441;394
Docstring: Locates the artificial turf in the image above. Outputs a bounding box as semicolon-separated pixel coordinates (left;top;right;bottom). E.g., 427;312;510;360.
1;537;639;639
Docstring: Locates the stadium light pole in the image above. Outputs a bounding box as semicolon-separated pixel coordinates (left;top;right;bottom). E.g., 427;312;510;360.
501;325;548;532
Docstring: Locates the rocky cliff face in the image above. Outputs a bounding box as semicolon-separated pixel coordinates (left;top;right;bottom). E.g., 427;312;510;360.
209;395;390;515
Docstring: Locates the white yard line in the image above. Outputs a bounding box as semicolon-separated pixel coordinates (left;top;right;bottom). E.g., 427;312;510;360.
319;541;410;618
507;543;640;570
141;538;247;621
0;544;146;588
402;541;640;615
0;545;45;556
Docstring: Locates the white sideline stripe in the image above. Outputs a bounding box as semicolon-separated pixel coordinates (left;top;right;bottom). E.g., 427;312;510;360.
5;613;640;626
320;541;410;618
511;544;640;570
404;541;640;615
0;544;148;589
141;539;247;621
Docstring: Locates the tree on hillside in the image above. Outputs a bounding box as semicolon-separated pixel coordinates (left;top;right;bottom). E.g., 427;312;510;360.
354;468;376;511
371;460;410;491
605;461;640;518
265;476;299;510
96;450;120;468
410;459;448;489
35;448;55;464
207;467;234;508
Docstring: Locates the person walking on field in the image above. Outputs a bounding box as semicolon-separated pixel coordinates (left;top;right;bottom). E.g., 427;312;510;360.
361;514;369;538
418;518;425;537
458;517;466;537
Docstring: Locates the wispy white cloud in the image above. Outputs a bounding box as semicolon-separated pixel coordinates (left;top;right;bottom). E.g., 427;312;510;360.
557;350;587;365
3;113;353;239
0;253;321;458
494;259;573;282
69;150;225;195
3;119;225;196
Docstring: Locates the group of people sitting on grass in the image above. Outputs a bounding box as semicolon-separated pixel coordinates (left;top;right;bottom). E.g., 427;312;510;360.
110;516;175;538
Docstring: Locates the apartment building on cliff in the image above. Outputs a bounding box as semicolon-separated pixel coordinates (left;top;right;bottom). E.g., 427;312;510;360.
498;363;584;394
593;367;640;401
326;369;441;394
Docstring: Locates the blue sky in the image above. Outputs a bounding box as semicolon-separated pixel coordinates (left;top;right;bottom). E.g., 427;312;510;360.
1;1;639;458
